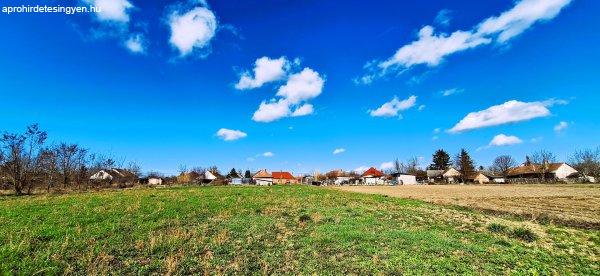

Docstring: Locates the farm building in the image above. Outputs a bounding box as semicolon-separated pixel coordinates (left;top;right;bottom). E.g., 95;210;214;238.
90;168;137;184
427;168;461;183
253;169;273;185
361;167;386;185
465;172;490;184
390;172;418;185
507;162;578;181
199;170;218;184
226;170;243;185
272;171;298;184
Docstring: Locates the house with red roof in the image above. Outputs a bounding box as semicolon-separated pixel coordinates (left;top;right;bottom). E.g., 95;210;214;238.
272;171;298;184
361;167;386;185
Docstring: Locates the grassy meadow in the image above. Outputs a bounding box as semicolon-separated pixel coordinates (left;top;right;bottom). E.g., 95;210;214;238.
0;185;598;274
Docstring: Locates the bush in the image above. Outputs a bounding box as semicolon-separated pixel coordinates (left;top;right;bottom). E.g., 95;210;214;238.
487;223;508;233
511;227;538;242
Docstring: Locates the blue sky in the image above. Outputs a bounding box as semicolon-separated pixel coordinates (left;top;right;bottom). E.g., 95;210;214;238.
1;0;598;174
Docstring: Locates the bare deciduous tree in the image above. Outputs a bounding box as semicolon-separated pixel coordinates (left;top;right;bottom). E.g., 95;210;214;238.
570;147;600;179
491;155;517;178
0;124;47;195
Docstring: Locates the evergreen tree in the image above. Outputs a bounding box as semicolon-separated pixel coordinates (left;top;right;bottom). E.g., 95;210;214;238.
244;170;252;178
454;149;475;182
428;149;451;170
227;168;237;177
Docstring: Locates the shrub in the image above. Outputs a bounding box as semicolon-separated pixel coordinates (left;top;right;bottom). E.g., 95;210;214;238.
511;227;538;242
487;223;508;233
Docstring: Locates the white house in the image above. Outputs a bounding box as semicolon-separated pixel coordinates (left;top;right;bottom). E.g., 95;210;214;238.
148;177;163;185
391;173;418;185
361;167;386;185
507;162;579;180
227;170;243;185
253;169;273;185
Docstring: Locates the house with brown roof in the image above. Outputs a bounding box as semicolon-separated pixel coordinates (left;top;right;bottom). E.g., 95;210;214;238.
252;169;273;185
507;162;578;181
361;167;386;185
272;171;298;184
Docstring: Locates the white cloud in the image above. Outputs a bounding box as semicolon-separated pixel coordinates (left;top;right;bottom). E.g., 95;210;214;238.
554;121;568;132
252;99;291;123
380;162;394;170
432;135;439;141
449;99;566;133
333;148;346;155
378;26;490;70
361;0;572;82
263;152;274;157
235;57;290;90
291;104;314;117
276;68;325;104
369;95;417;117
433;128;441;134
440;88;463;96
354;166;369;173
435;9;452;27
489;134;523;146
476;0;573;43
87;0;133;23
252;66;325;123
216;128;247;141
168;6;217;57
124;34;146;54
418;105;426;111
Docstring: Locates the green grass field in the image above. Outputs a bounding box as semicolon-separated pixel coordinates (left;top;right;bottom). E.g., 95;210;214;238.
1;185;598;274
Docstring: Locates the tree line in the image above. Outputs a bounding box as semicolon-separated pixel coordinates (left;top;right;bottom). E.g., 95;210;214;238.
0;124;140;195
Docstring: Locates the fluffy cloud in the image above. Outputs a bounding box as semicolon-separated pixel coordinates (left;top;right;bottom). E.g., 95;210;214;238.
360;0;572;83
369;95;417;117
380;162;394;170
476;0;573;43
333;148;346;155
124;34;146;54
235;57;290;90
262;152;274;157
216;128;247;141
489;134;523;146
449;99;566;133
276;68;325;104
251;65;325;123
291;104;314;117
378;26;490;70
86;0;133;23
554;121;568;132
168;6;217;57
252;99;291;123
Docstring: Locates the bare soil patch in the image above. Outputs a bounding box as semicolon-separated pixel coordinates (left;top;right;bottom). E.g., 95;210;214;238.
333;184;600;228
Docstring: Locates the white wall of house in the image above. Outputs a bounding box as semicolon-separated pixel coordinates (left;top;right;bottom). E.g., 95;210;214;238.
230;178;243;185
363;177;385;185
553;164;578;179
254;178;272;185
334;176;352;185
148;178;163;185
396;175;417;185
